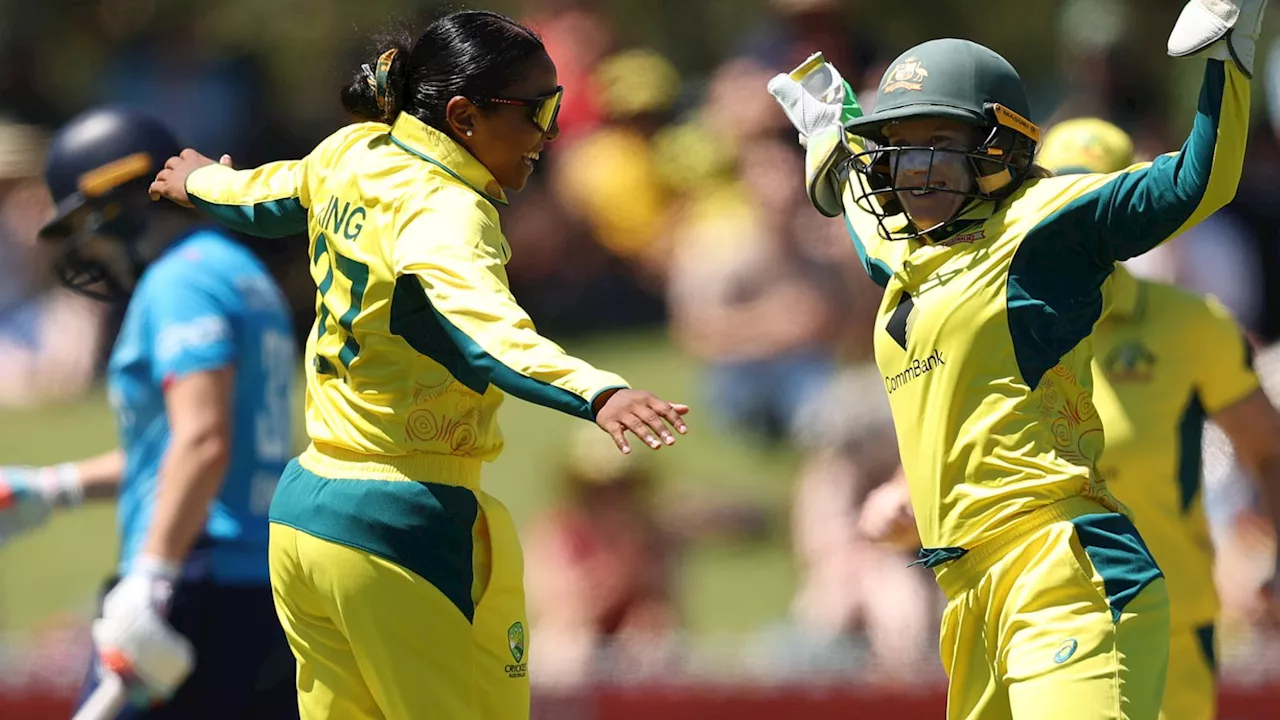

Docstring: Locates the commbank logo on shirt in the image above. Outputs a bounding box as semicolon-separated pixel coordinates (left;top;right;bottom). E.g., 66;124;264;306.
885;291;916;350
885;349;945;393
882;290;945;393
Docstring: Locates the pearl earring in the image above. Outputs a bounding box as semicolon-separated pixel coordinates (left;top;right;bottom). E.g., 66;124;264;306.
465;130;474;137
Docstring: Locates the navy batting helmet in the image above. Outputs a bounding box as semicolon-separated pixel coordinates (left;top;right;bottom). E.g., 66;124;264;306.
39;106;182;301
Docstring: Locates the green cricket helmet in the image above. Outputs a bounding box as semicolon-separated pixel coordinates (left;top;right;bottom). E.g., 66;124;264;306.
844;38;1041;240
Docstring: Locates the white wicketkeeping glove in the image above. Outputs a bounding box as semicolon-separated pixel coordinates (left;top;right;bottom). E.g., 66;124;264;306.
768;67;845;143
0;464;84;545
92;555;195;706
769;53;864;217
1168;0;1270;77
768;53;865;143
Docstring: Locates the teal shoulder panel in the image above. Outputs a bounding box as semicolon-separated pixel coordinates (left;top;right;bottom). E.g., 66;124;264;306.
269;459;479;622
1006;233;1110;388
1025;61;1225;265
1071;512;1164;624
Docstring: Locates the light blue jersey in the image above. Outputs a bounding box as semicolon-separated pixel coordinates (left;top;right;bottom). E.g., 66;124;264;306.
107;228;295;584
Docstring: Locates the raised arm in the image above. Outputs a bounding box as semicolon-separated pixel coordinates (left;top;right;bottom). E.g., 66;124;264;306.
1032;58;1249;266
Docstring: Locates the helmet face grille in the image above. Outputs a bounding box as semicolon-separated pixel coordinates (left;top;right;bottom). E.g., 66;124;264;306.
46;204;147;303
839;95;1040;243
52;245;126;302
846;126;1036;242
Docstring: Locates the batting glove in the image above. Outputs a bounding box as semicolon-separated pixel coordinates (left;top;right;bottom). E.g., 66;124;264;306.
767;53;862;145
1169;0;1269;77
92;555;195;706
0;464;84;545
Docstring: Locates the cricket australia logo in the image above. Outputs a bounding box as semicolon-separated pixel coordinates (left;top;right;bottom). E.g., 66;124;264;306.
1103;341;1156;383
505;622;528;678
883;57;928;93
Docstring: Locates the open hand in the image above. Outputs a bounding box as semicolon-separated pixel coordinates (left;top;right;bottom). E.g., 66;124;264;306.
593;388;689;454
149;150;234;208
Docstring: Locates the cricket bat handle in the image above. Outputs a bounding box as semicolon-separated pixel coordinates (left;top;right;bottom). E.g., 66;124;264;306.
72;672;128;720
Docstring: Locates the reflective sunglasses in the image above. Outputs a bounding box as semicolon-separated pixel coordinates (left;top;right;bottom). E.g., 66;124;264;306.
485;86;563;133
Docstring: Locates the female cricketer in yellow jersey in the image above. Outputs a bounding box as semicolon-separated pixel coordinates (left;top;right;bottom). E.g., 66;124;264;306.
1040;117;1280;720
146;10;690;720
767;1;1266;718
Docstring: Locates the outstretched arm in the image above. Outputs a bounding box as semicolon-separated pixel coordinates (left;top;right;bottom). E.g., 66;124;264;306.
1035;0;1265;264
150;151;311;239
396;204;689;453
182;159;312;238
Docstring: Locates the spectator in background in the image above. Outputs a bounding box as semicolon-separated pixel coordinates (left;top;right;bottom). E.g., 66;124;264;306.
790;365;941;681
525;426;679;686
522;0;616;146
0;118;106;407
690;56;793;162
666;136;848;444
1203;340;1280;640
503;47;671;336
98;7;260;162
554;48;682;281
525;427;769;686
737;0;877;92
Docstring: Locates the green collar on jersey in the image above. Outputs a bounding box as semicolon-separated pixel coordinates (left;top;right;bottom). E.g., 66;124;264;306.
388;113;509;206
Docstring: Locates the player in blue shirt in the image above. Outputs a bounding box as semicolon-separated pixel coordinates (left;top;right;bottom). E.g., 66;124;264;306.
0;107;299;719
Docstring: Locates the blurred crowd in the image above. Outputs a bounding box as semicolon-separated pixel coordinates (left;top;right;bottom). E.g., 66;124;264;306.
3;0;1280;688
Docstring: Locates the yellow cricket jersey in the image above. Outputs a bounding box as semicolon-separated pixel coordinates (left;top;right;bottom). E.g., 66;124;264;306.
184;113;629;481
1092;264;1258;627
840;59;1249;554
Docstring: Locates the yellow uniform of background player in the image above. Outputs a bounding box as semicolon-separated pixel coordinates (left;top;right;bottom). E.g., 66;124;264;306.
768;4;1265;715
1042;117;1280;720
149;11;689;719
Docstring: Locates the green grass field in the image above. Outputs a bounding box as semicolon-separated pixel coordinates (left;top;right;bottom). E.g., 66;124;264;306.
0;328;801;637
